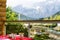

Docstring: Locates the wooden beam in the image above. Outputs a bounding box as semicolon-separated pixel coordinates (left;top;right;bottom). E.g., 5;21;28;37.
1;20;60;23
0;7;6;12
0;3;6;7
0;0;6;3
0;0;6;35
0;12;6;17
0;17;6;21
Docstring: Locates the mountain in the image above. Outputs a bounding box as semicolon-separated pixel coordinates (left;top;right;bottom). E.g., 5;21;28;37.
12;5;40;19
43;11;60;20
19;13;37;20
12;5;60;19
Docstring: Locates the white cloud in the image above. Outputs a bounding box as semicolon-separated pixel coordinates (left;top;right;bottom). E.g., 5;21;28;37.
36;6;43;12
48;1;54;4
57;0;60;2
6;0;47;7
6;0;18;7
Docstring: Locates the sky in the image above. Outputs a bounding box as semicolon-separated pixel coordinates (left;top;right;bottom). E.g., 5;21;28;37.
7;0;60;7
6;0;60;19
7;0;47;7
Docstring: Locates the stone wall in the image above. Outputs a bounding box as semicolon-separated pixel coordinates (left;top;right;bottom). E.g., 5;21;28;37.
0;0;6;35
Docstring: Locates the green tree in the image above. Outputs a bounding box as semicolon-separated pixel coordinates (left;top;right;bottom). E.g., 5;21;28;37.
6;7;18;21
6;7;19;34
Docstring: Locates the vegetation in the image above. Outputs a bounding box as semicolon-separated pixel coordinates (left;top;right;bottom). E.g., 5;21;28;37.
34;34;50;40
6;7;28;36
6;7;18;21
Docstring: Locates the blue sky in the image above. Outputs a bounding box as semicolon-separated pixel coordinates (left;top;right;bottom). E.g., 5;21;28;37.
7;0;60;19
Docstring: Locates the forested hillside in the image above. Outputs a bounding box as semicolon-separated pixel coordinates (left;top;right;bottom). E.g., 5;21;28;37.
43;11;60;20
